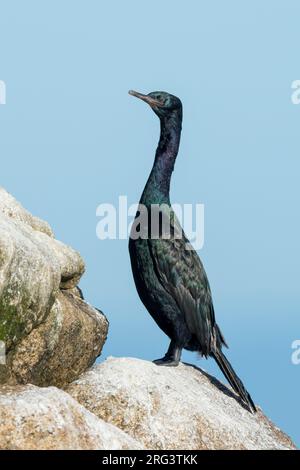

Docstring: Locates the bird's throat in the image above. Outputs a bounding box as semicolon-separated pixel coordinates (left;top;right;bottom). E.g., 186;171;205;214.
141;110;182;205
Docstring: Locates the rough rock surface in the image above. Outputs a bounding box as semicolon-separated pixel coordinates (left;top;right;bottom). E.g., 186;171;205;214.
0;384;142;450
6;291;108;387
67;357;296;450
0;187;53;237
0;187;108;386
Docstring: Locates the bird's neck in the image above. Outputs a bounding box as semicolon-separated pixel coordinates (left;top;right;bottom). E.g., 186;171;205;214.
141;110;182;205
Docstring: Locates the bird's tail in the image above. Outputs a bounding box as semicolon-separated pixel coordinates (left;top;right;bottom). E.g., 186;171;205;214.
211;349;256;413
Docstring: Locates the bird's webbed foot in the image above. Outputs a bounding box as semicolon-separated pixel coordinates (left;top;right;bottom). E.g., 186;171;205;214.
153;341;182;367
153;356;180;367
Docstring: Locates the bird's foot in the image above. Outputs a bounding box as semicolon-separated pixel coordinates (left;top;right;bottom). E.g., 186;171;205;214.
153;341;182;367
153;356;180;367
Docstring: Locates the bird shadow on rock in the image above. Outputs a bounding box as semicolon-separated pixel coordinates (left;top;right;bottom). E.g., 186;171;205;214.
181;362;252;413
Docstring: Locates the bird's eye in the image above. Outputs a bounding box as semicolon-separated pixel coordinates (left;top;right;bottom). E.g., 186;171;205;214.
156;94;162;100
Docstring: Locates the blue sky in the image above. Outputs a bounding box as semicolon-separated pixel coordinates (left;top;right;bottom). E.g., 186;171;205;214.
0;1;299;447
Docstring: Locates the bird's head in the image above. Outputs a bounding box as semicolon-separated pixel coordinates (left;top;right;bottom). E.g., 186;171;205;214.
129;90;182;120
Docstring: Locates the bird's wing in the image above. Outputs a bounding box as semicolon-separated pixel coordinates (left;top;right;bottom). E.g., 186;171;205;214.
147;207;217;355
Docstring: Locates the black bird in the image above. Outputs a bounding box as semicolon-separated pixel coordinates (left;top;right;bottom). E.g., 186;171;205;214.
128;90;256;413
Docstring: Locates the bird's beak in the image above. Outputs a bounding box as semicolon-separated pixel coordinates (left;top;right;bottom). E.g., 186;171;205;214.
128;90;163;108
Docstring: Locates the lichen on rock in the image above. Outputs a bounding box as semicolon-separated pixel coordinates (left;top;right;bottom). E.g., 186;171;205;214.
8;291;108;387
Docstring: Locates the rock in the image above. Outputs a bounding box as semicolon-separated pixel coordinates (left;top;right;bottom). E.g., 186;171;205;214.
0;187;108;386
0;217;60;351
0;384;142;450
67;357;296;450
0;187;53;237
6;291;108;387
45;237;85;289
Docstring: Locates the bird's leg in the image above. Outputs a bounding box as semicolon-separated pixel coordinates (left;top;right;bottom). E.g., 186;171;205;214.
153;340;182;367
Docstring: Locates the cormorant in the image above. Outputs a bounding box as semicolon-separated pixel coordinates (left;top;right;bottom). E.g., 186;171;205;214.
128;90;256;413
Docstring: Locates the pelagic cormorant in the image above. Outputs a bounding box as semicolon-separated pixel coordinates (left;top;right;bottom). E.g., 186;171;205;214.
128;90;256;413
